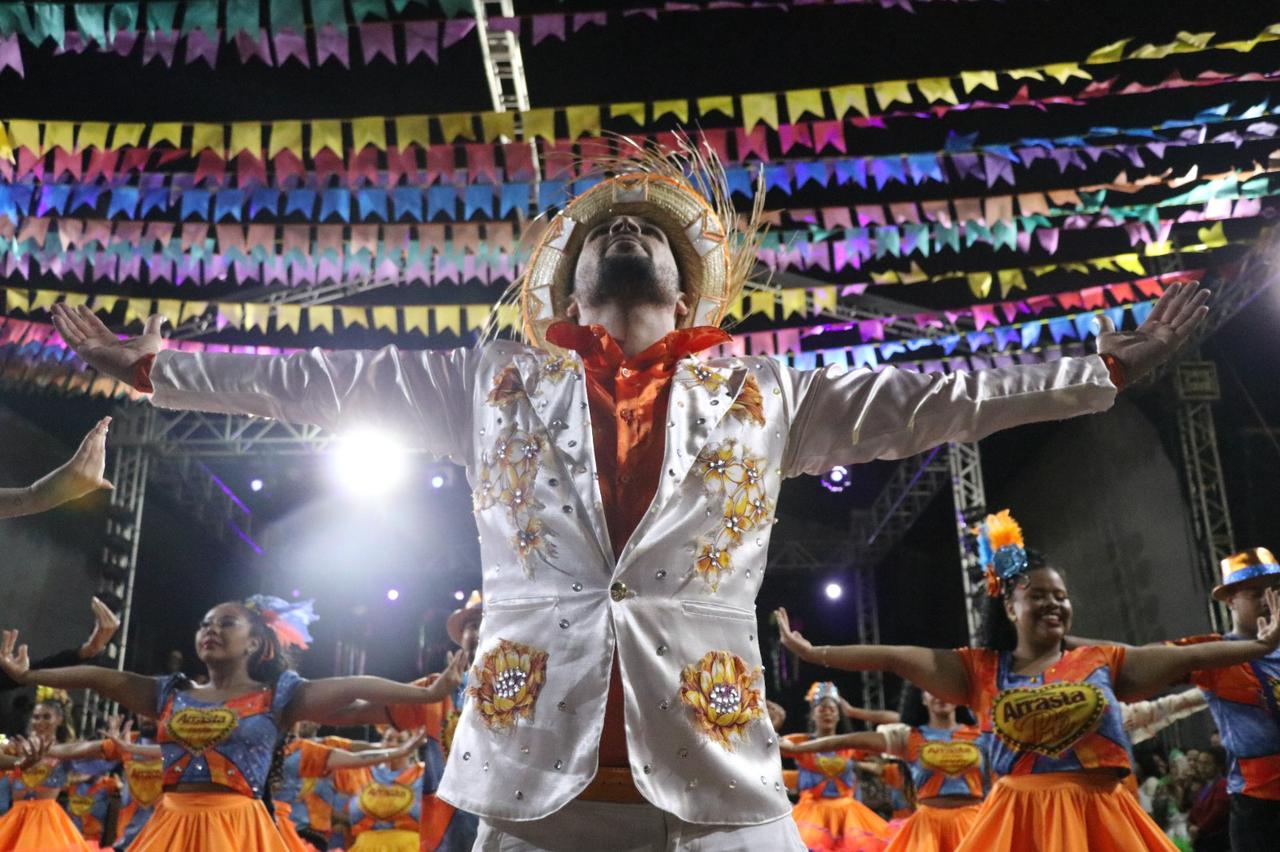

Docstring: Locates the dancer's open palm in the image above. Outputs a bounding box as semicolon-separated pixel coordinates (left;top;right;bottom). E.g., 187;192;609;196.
1257;588;1280;650
0;629;31;683
52;304;165;386
1096;281;1209;383
774;607;814;659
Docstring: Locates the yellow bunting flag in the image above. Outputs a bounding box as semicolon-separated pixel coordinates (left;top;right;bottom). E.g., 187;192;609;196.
112;123;145;148
811;286;837;315
651;100;688;123
124;299;153;326
0;123;11;161
190;123;224;155
269;121;302;157
520;109;556;141
216;303;242;328
30;290;60;311
308;306;335;332
77;122;109;150
148;122;182;148
394;116;430;148
480;111;516;142
967;272;993;299
464;305;488;333
1196;221;1228;248
609;102;645;124
916;78;959;105
244;302;271;332
43;122;74;152
696;96;734;119
1005;68;1045;81
1114;254;1146;275
309;120;343;157
871;80;913;110
429;305;457;335
565;105;602;139
371;306;398;332
997;269;1026;298
747;290;776;319
5;289;31;314
1086;37;1132;64
7;120;40;152
1042;63;1091;83
181;302;208;322
741;93;779;129
496;303;520;331
780;288;808;319
62;292;90;308
784;89;826;122
351;117;387;151
229;122;261;157
94;295;121;315
724;296;745;322
276;305;302;332
439;113;476;142
403;306;431;334
828;84;870;118
155;299;183;323
960;70;999;94
340;307;369;328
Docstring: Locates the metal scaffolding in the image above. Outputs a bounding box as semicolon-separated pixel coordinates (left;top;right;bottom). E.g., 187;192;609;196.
947;443;989;646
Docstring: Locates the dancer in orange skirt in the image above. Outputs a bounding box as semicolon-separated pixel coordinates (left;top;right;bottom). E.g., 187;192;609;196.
63;768;119;850
0;693;91;851
344;728;427;852
780;682;889;852
776;509;1280;852
0;595;465;852
273;725;427;852
785;685;988;852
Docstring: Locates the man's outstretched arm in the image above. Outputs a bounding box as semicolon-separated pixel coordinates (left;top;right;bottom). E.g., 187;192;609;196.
0;417;113;519
782;281;1209;475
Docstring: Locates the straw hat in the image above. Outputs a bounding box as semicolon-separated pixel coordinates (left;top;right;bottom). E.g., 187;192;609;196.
1213;547;1280;601
446;590;483;645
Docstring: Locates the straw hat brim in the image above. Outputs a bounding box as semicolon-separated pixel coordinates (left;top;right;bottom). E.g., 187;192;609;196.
1211;570;1280;601
446;606;483;645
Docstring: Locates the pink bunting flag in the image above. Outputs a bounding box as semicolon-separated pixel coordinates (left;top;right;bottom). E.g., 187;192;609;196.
142;31;177;65
403;21;438;64
466;144;499;183
0;35;25;78
348;146;380;184
274;29;310;67
503;143;535;181
532;14;567;44
360;23;396;64
51;149;83;182
315;24;350;67
572;12;607;31
425;146;454;184
235;29;274;65
735;127;770;161
236;152;267;186
184;29;219;67
776;124;813;154
386;146;420;185
112;31;139;56
272;150;306;185
442;19;475;49
811;121;846;153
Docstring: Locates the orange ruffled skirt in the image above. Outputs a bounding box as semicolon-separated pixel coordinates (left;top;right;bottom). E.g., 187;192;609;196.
275;802;320;852
884;802;981;852
349;829;420;852
128;791;288;852
792;796;889;852
0;799;92;851
955;772;1177;852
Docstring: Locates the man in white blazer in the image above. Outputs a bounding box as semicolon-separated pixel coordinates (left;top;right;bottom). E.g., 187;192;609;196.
53;142;1208;850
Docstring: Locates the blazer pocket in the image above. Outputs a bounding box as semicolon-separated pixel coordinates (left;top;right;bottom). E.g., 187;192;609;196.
680;600;756;623
484;595;559;613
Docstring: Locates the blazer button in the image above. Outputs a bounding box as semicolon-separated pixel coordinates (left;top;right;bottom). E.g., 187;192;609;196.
609;582;628;602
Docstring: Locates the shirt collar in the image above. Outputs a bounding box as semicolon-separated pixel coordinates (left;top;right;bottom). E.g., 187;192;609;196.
546;321;730;372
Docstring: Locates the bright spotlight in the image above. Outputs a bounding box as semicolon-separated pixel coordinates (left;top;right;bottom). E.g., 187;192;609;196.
250;478;264;492
430;474;445;489
386;588;400;602
331;429;409;497
453;590;465;601
824;582;843;600
821;466;850;493
291;588;301;598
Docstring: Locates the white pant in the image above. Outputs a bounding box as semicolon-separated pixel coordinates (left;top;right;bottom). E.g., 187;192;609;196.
473;800;805;851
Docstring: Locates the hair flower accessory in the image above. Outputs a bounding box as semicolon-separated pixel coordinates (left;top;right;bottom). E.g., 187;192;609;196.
805;681;841;706
975;509;1029;597
244;594;318;650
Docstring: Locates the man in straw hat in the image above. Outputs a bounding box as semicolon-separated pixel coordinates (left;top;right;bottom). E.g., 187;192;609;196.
1171;549;1280;851
53;139;1212;849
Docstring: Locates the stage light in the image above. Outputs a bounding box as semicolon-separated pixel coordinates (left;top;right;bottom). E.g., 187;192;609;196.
331;429;409;497
454;590;465;601
430;474;445;489
820;466;850;493
824;582;843;600
291;589;301;598
250;478;264;492
386;588;400;602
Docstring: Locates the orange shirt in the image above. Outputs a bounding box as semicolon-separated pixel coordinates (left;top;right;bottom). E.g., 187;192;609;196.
545;321;729;769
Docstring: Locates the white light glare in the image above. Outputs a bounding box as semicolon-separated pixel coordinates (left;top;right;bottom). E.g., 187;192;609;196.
250;478;264;492
453;590;466;601
430;474;445;489
828;467;846;483
331;429;409;497
386;588;400;602
824;582;843;601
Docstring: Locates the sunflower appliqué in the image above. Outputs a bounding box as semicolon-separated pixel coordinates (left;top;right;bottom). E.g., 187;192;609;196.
539;356;580;385
728;374;766;426
678;650;765;750
468;639;550;732
680;361;728;395
690;439;775;591
473;426;555;577
487;366;525;408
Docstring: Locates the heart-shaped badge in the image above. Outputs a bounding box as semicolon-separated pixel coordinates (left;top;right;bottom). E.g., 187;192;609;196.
814;754;848;780
20;761;51;789
993;683;1107;758
359;782;414;820
68;794;95;817
919;740;982;777
126;761;164;806
166;707;239;754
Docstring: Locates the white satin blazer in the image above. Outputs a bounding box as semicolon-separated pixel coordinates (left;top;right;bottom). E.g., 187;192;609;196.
149;341;1116;824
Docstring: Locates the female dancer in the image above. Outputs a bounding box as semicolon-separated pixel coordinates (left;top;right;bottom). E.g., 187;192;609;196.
776;510;1280;852
781;681;889;851
0;692;92;851
64;768;119;850
0;595;465;852
344;728;427;852
784;685;988;852
273;726;428;852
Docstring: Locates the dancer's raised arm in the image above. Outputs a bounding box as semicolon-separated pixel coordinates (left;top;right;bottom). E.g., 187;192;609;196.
0;630;157;717
284;651;466;726
0;418;113;518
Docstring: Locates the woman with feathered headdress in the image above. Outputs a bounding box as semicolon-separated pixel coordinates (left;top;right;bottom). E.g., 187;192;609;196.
0;595;464;852
775;510;1280;852
778;681;890;851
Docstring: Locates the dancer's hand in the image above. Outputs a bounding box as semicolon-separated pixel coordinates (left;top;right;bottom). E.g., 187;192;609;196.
78;597;121;660
52;304;165;387
423;651;468;700
389;729;429;760
775;608;815;661
105;714;133;748
26;418;114;513
1096;281;1209;384
13;734;50;770
778;738;817;754
0;629;31;684
766;699;787;731
1256;588;1280;650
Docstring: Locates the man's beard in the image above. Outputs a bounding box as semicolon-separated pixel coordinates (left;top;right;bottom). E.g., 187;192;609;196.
585;252;677;309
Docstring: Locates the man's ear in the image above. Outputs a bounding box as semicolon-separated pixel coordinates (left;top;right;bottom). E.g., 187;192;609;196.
566;299;581;320
674;293;690;318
